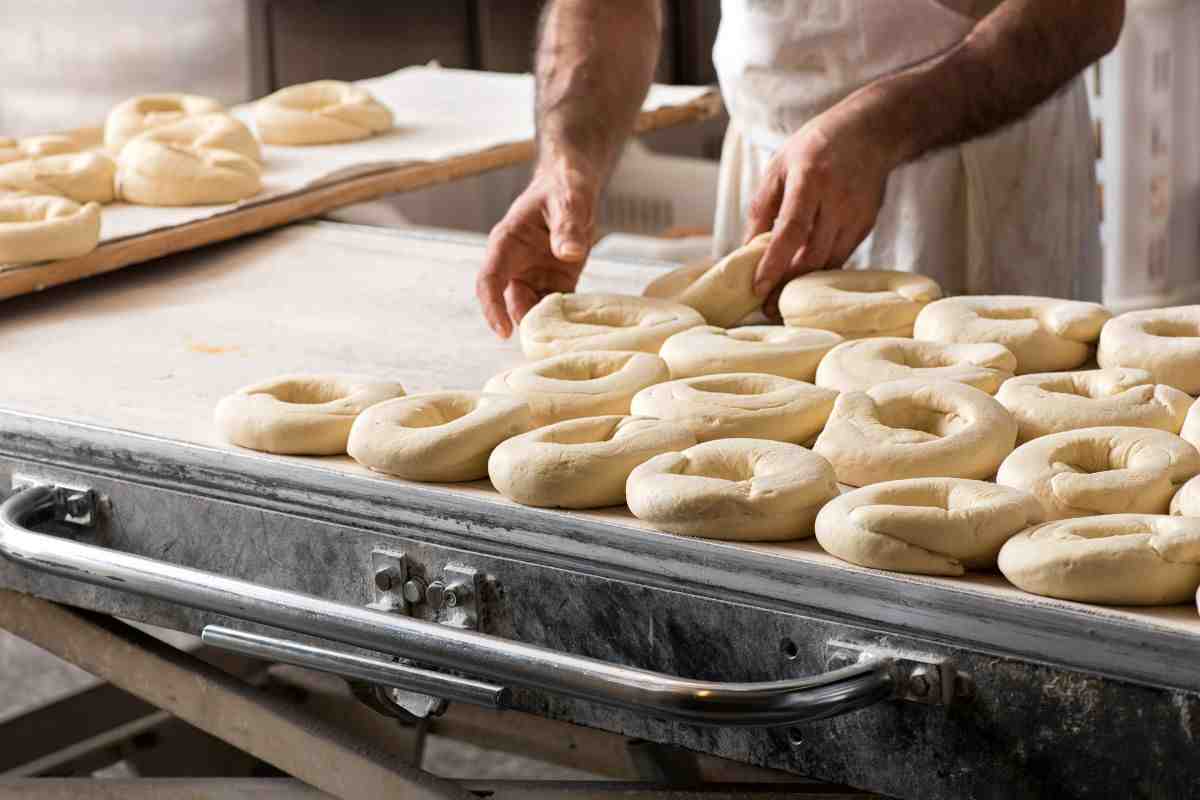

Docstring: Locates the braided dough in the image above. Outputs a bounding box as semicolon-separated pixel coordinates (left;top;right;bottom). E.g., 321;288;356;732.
779;269;942;338
1097;306;1200;394
998;515;1200;605
104;93;224;151
914;295;1111;374
996;368;1193;443
488;415;696;508
0;194;100;265
659;325;842;381
1172;475;1200;518
215;374;406;455
255;80;393;145
815;338;1016;394
995;427;1200;520
631;373;836;444
348;391;531;482
626;438;839;541
0;153;117;204
483;350;669;426
813;379;1017;486
815;478;1043;575
640;233;770;326
519;293;703;359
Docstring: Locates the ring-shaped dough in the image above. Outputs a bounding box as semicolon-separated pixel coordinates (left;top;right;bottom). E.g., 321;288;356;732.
815;338;1016;394
1172;475;1200;518
626;438;839;541
348;391;531;482
104;93;224;151
815;478;1043;575
255;80;393;145
483;350;669;426
519;293;704;359
1097;306;1200;394
813;379;1017;486
631;373;837;444
779;269;942;338
998;514;1200;605
0;194;101;264
995;426;1200;520
1182;399;1200;450
659;325;843;381
914;295;1111;374
641;233;770;326
0;153;117;204
215;374;406;455
488;415;696;508
996;368;1193;443
1;134;83;164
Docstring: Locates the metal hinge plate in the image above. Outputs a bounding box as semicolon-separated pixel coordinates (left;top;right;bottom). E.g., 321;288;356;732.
11;475;97;527
826;640;974;706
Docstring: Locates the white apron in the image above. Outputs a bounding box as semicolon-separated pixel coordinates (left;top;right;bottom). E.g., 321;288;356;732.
712;0;1102;299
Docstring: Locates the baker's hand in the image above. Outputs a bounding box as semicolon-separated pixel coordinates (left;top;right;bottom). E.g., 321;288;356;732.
476;163;599;338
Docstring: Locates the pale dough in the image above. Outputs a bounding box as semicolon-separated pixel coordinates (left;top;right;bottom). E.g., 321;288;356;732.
626;438;838;541
104;93;224;151
1183;398;1200;450
348;391;531;482
1097;305;1200;394
998;514;1200;605
255;80;393;145
519;293;704;359
815;338;1016;394
488;415;696;508
0;194;101;265
639;233;771;326
913;295;1111;374
0;134;83;164
778;269;943;338
813;379;1017;486
630;373;837;444
0;153;117;204
995;426;1200;520
995;368;1193;443
1172;475;1200;518
815;478;1043;576
214;374;406;455
658;325;843;381
483;350;670;426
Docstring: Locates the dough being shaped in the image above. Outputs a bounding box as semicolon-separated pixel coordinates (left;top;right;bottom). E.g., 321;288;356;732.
626;438;839;541
519;292;704;359
914;295;1111;374
1172;475;1200;518
256;80;393;145
659;325;843;381
640;233;770;326
104;93;224;151
815;478;1043;575
995;426;1200;520
813;379;1017;487
483;350;669;426
1097;305;1200;394
779;269;943;338
348;391;531;482
215;374;405;455
1182;398;1200;451
0;134;82;164
488;415;696;508
0;194;101;264
0;153;117;204
815;338;1015;394
998;514;1200;605
996;368;1193;444
631;373;837;444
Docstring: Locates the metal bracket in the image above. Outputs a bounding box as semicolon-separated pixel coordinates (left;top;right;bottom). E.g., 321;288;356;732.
826;640;974;706
424;563;481;630
11;475;96;527
367;549;409;613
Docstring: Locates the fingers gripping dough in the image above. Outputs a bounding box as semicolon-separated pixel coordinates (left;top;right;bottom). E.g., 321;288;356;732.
519;293;704;359
626;438;839;541
104;93;224;151
0;194;101;265
995;427;1200;520
0;153;117;204
815;338;1016;394
1172;475;1200;518
256;81;393;145
659;325;843;381
815;479;1043;576
779;269;943;338
1097;306;1200;394
813;379;1017;486
640;233;771;326
488;415;697;508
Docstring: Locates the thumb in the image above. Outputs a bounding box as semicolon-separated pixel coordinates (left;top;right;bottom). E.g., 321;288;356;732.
546;183;594;262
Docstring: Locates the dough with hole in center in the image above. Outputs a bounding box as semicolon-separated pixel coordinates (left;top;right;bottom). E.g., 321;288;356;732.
815;338;1015;394
641;233;771;326
659;324;842;381
779;269;942;338
0;152;117;204
0;194;101;264
104;93;224;151
256;80;393;145
519;293;704;359
1097;306;1200;394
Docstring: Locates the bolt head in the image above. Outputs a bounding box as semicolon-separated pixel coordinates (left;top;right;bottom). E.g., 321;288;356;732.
444;590;458;608
401;578;426;604
909;672;931;697
373;567;398;592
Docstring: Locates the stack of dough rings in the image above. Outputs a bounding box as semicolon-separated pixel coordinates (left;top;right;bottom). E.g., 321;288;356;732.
104;93;224;151
779;269;943;338
639;233;771;326
0;193;101;265
519;293;703;358
1097;305;1200;394
255;80;394;145
658;325;843;381
815;338;1016;394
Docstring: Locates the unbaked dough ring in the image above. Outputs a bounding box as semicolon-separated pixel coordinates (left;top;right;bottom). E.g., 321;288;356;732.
0;194;101;264
995;426;1200;520
255;80;393;145
1182;399;1200;450
483;350;670;426
104;93;224;151
1097;306;1200;394
914;295;1111;374
1;134;83;164
659;325;843;381
996;368;1193;443
348;391;531;482
815;338;1016;394
998;514;1200;605
639;233;770;326
813;379;1017;486
815;478;1043;575
779;269;942;338
215;374;406;455
519;293;704;359
630;373;837;444
626;438;839;541
1172;475;1200;518
0;153;117;204
488;415;696;508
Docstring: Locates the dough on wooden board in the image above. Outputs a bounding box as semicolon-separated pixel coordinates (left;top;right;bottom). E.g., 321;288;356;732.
640;233;771;326
659;325;842;381
0;193;101;265
104;93;224;151
519;293;704;359
779;269;942;338
1097;305;1200;394
0;152;117;204
815;338;1016;394
256;80;393;145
